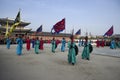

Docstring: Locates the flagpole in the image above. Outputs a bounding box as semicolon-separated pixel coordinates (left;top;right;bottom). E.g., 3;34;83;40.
19;8;21;37
5;17;8;38
71;28;74;49
65;18;66;38
64;19;66;37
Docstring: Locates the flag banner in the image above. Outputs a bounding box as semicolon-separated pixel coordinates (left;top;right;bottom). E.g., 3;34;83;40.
51;18;65;34
36;25;42;33
14;11;20;23
8;11;21;35
103;26;113;36
9;22;20;33
5;21;9;37
75;29;81;35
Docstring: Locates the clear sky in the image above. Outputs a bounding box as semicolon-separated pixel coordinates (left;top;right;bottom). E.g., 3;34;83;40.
0;0;120;36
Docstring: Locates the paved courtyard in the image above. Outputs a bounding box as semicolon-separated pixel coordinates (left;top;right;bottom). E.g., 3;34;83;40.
0;44;120;80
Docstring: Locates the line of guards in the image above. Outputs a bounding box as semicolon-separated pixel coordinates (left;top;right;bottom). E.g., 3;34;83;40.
96;39;120;49
6;35;93;66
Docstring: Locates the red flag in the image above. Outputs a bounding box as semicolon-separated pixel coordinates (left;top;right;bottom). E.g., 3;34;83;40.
51;18;65;34
103;26;113;36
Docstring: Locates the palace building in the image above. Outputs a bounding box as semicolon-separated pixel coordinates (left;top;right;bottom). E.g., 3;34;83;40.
0;18;32;39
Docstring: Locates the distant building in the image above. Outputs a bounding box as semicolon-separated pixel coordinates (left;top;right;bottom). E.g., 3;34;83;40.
28;31;71;42
112;34;120;40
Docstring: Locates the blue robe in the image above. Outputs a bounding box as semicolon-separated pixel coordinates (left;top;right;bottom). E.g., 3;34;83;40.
31;39;35;48
67;41;76;65
35;40;40;54
61;39;66;52
82;42;90;60
117;41;120;48
110;40;116;49
16;38;23;55
6;38;11;49
51;40;56;53
78;40;82;47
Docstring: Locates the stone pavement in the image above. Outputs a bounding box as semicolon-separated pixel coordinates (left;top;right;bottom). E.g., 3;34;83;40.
0;44;120;80
92;46;120;58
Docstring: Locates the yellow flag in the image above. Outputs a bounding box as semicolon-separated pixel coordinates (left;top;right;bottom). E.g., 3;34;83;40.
5;21;9;37
8;11;21;36
9;22;20;33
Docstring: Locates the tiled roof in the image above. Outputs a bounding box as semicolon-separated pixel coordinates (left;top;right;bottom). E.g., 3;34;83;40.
0;18;30;27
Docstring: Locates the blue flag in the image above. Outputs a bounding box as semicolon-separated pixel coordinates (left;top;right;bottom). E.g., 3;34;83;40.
14;11;20;23
75;29;81;35
36;25;42;33
103;26;113;36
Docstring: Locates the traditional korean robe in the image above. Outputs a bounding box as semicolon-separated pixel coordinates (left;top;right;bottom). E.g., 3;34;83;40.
31;39;35;48
78;40;82;47
96;39;100;47
35;40;40;54
6;38;11;49
51;40;56;53
110;40;116;49
61;39;66;52
117;41;120;48
47;40;51;44
101;40;105;47
82;42;90;60
16;38;23;55
40;39;44;50
67;41;76;65
26;39;31;50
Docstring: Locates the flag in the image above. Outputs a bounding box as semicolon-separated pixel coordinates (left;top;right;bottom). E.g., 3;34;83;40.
51;18;65;34
14;11;20;23
9;23;20;33
103;26;113;36
9;11;21;34
75;29;81;35
5;21;9;37
36;25;42;33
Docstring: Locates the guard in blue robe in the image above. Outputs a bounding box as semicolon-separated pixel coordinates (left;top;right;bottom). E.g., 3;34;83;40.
31;38;35;48
61;38;66;52
67;35;76;65
16;36;23;55
78;39;82;47
51;38;56;53
34;37;40;54
6;37;11;49
110;39;116;49
117;40;120;48
81;36;90;60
